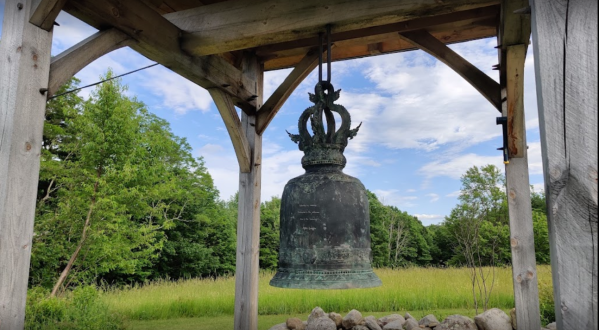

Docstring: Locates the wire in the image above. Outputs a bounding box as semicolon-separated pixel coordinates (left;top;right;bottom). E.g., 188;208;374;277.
48;63;160;100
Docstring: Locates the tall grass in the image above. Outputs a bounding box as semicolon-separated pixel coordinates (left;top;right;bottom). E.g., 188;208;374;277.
102;266;552;320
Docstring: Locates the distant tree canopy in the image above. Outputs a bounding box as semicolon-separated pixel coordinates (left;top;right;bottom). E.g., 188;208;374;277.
30;74;551;294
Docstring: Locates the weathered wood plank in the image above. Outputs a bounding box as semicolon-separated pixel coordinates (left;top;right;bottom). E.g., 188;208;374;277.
164;0;499;56
208;88;251;172
62;0;258;114
29;0;68;31
505;44;527;158
530;0;598;329
48;28;133;97
256;48;320;135
0;1;53;329
501;39;540;330
400;29;501;111
234;52;263;330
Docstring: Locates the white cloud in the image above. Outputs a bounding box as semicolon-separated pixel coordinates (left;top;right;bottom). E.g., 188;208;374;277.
426;193;440;202
414;213;445;226
531;182;545;194
419;153;503;179
446;190;462;197
372;189;418;208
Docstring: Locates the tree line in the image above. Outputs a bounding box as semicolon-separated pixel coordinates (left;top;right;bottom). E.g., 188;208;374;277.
30;75;550;295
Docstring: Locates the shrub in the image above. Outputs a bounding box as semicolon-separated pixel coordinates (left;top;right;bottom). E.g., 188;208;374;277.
25;286;125;330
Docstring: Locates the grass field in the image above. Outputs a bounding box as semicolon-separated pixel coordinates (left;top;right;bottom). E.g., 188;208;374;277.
102;266;553;323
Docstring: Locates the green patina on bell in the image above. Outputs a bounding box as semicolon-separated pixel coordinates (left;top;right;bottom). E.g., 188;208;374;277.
269;81;382;289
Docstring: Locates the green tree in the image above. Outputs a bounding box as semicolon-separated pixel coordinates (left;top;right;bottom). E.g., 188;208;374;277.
259;197;281;270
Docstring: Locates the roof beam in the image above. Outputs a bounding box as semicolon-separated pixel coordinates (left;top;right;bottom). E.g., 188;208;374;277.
257;48;321;135
63;0;259;114
48;28;134;97
30;0;68;31
400;29;501;111
164;0;500;56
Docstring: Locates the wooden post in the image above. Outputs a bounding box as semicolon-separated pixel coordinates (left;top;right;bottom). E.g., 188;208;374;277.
0;0;54;329
530;0;598;329
501;43;541;330
233;52;263;330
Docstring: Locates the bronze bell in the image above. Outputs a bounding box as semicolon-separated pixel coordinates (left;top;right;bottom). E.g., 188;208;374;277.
270;81;382;289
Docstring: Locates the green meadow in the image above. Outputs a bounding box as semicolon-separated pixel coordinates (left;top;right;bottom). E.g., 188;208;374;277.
98;266;553;329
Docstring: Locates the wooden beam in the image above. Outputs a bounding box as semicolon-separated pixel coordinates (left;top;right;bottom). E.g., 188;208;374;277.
29;0;68;31
497;0;530;83
62;0;259;114
501;40;541;330
0;0;53;328
255;5;499;56
234;52;263;330
208;88;251;172
48;28;133;97
400;29;501;111
505;44;526;158
164;0;499;56
256;48;320;135
531;0;598;329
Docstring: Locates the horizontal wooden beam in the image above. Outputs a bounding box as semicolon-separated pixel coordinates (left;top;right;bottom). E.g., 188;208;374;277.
29;0;68;31
257;48;320;135
48;28;133;97
255;5;499;56
63;0;259;114
164;0;500;56
208;88;252;173
400;29;501;111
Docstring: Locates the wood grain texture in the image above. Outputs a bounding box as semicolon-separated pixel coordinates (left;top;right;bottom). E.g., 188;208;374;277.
234;53;263;330
502;40;540;330
400;29;501;111
48;28;133;97
62;0;258;114
505;44;527;158
531;0;598;329
257;48;320;135
29;0;68;31
0;1;53;329
164;0;499;56
209;88;251;172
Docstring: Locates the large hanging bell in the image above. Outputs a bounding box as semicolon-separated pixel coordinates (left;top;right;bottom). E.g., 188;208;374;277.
270;82;382;289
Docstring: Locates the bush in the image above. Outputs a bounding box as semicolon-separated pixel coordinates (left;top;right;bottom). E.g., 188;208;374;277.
25;286;125;330
538;277;555;326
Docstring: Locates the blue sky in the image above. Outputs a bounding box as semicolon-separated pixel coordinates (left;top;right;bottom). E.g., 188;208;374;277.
0;3;545;226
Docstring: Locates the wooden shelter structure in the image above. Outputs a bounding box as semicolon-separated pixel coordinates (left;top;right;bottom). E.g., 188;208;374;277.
0;0;596;329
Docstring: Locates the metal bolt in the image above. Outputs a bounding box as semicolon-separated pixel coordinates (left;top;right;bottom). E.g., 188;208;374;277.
17;3;23;10
39;88;48;95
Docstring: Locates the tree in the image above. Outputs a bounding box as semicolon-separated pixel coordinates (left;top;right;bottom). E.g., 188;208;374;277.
259;197;281;270
444;164;507;312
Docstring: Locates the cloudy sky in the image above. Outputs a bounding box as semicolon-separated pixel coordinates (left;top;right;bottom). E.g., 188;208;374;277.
0;3;545;226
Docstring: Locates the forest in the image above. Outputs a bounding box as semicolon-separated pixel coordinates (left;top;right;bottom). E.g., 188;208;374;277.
31;75;550;297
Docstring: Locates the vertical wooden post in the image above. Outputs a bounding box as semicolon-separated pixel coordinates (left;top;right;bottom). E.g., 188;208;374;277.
502;43;541;330
233;52;263;330
0;1;53;329
530;0;598;329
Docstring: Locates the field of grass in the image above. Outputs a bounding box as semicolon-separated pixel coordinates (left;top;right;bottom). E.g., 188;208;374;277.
102;265;553;322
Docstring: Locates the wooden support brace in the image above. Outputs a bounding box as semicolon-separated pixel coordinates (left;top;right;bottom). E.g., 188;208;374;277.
256;48;320;135
0;0;53;328
505;44;527;158
234;52;263;330
531;0;598;328
48;28;134;97
29;0;68;31
208;89;252;173
63;0;259;114
400;29;501;111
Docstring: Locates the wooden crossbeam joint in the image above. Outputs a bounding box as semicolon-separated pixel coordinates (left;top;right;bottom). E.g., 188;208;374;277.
30;0;68;30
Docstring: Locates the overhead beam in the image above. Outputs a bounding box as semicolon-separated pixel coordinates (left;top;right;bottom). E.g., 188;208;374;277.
255;6;499;56
164;0;500;56
62;0;259;114
208;88;252;173
256;48;321;135
48;28;134;97
29;0;68;31
400;29;501;111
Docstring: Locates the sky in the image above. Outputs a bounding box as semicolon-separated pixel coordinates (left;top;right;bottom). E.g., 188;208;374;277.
0;2;545;226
